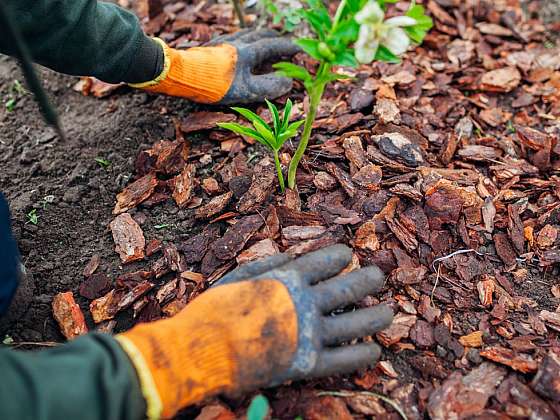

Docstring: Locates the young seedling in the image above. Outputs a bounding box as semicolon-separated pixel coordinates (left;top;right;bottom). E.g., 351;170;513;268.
272;0;433;189
26;209;38;225
218;99;304;192
4;79;27;112
95;157;111;169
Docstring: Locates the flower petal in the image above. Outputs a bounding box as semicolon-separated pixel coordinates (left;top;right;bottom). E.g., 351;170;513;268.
382;27;410;56
355;0;384;24
385;16;417;27
355;35;379;64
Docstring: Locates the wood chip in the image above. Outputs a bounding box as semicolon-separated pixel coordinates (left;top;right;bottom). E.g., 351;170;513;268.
181;111;236;133
531;349;560;402
480;346;538;373
459;331;484;347
172;164;195;208
83;254;101;277
376;313;417;347
195;191;233;219
480;67;521;92
427;363;506;419
212;214;264;260
237;158;276;213
109;213;146;263
113;173;158;214
52;292;88;340
237;239;279;265
353;221;380;252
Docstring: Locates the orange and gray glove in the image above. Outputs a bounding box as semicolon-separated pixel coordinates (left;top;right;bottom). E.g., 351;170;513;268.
116;245;392;419
130;30;300;104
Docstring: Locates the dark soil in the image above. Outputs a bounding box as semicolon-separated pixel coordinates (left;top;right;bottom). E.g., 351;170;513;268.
0;56;202;341
2;1;560;418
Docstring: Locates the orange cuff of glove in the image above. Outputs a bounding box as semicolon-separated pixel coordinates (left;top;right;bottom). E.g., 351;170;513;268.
116;280;298;419
130;38;237;104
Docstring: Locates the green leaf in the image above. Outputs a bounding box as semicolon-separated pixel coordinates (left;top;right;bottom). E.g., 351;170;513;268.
281;98;293;132
287;120;306;132
95;157;111;168
331;49;359;67
405;3;433;44
253;120;277;148
317;70;353;85
302;10;328;40
216;122;271;148
294;38;323;61
376;0;399;9
273;62;312;84
5;98;16;112
247;395;270;420
265;99;281;137
231;107;272;132
26;209;38;225
329;19;360;46
375;45;401;63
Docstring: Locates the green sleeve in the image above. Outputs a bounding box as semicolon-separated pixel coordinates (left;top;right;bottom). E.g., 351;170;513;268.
1;0;164;84
0;333;147;420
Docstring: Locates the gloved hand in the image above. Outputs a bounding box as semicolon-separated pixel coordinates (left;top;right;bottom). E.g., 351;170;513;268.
130;30;300;104
116;245;392;419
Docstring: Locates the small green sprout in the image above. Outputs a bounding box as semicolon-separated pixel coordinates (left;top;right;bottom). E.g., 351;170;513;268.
218;99;304;192
5;80;28;112
95;157;111;169
5;98;16;112
247;395;270;420
12;80;27;95
26;209;38;225
154;223;171;230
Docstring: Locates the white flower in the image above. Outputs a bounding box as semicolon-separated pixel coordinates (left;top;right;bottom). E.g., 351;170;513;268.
354;1;417;64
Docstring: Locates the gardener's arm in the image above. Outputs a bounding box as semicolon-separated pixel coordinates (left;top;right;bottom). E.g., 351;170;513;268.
0;334;146;420
0;247;392;420
1;0;299;103
1;0;162;84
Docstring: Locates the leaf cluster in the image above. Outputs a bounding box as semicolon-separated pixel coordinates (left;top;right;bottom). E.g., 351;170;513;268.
217;99;303;152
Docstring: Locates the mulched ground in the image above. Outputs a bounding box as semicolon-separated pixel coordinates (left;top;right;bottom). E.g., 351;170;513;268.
2;0;560;418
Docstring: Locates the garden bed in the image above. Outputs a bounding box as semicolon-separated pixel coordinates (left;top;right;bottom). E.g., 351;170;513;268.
1;0;560;418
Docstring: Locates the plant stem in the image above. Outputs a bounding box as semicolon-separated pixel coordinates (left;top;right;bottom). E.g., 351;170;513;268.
273;149;285;192
232;0;247;28
287;64;330;189
331;0;348;31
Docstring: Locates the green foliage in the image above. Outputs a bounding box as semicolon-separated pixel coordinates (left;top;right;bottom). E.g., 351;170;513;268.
26;209;38;225
405;3;434;44
5;98;16;112
261;0;302;31
4;80;28;112
247;395;270;420
218;99;303;192
95;157;111;169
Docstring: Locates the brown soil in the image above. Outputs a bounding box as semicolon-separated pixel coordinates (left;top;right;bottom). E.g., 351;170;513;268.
0;56;203;341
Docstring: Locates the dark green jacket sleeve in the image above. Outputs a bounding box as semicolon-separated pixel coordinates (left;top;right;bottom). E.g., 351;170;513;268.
0;333;147;420
1;0;164;84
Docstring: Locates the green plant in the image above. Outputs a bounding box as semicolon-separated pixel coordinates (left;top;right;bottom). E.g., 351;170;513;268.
218;99;304;192
272;0;432;189
4;79;27;112
95;157;111;169
26;209;38;225
261;0;303;31
247;394;270;420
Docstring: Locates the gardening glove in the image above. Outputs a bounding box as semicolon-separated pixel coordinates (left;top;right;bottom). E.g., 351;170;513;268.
130;29;300;104
116;245;392;419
